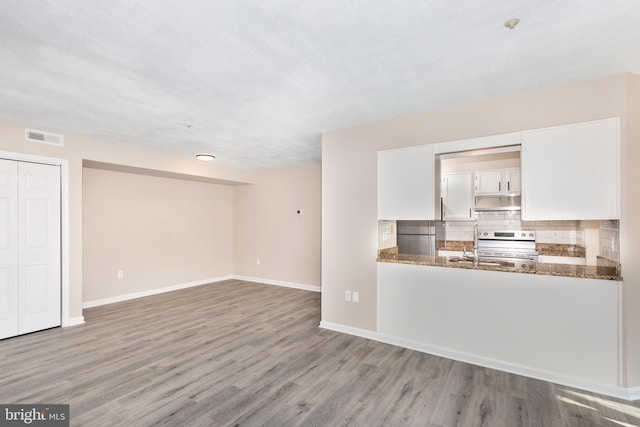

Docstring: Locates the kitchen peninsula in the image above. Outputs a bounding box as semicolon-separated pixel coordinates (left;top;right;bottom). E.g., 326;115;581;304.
322;75;640;402
373;117;624;398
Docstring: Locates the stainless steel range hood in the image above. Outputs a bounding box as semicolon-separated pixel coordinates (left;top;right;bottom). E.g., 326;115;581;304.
474;194;521;211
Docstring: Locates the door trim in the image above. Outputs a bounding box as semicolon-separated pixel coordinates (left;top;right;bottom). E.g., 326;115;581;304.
0;151;76;328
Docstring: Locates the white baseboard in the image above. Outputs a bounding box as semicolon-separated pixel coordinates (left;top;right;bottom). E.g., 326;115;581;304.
319;320;639;402
82;275;234;308
232;275;321;293
62;316;85;327
82;275;319;310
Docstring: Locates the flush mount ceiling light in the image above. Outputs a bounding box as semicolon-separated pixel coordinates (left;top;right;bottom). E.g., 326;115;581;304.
504;18;520;30
195;153;216;161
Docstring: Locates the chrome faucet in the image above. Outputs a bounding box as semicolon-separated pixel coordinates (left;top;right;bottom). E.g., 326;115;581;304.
474;222;479;252
463;223;479;264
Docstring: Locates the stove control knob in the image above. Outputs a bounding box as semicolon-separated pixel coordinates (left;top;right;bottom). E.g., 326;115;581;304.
521;232;526;237
529;232;534;238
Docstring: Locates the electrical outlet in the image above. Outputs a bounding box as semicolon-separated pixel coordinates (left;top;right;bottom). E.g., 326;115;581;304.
352;291;359;303
344;290;351;302
117;270;124;279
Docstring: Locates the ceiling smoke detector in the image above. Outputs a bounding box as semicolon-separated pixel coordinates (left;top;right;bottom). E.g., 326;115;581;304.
504;18;520;30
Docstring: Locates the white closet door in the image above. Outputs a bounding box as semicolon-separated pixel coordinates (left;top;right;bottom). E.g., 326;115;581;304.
18;162;61;334
0;159;19;339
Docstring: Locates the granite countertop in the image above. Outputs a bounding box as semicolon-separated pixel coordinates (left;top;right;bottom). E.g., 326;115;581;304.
377;247;621;281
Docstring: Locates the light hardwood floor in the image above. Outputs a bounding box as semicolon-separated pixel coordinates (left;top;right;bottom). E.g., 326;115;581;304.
1;279;638;426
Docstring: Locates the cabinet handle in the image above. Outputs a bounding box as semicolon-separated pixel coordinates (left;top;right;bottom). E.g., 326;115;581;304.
469;208;471;218
499;182;501;192
508;181;510;191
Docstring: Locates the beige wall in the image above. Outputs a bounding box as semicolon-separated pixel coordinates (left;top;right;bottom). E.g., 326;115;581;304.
622;73;640;386
322;73;640;386
233;164;322;287
82;167;233;302
1;120;321;320
1;122;256;320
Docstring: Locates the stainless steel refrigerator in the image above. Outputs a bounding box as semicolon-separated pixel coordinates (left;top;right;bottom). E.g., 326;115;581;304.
396;220;438;256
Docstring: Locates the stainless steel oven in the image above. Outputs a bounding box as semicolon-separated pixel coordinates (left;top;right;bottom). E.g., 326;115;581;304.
477;230;538;266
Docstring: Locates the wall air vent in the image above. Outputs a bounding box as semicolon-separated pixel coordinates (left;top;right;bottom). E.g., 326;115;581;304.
25;128;64;147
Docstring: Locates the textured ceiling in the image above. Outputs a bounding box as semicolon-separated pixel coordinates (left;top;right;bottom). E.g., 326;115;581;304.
1;1;639;169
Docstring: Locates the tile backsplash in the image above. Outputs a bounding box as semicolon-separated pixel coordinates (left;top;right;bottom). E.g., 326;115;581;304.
378;220;397;249
442;212;620;262
600;219;620;262
444;211;585;243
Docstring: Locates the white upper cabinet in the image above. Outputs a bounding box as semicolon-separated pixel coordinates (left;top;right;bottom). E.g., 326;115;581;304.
378;145;435;220
442;173;474;220
521;118;620;220
475;168;520;195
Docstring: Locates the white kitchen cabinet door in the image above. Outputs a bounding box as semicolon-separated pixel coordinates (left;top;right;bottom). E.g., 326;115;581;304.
442;172;473;220
378;145;435;220
0;160;61;340
521;118;620;220
475;168;520;194
475;170;502;194
504;168;521;193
